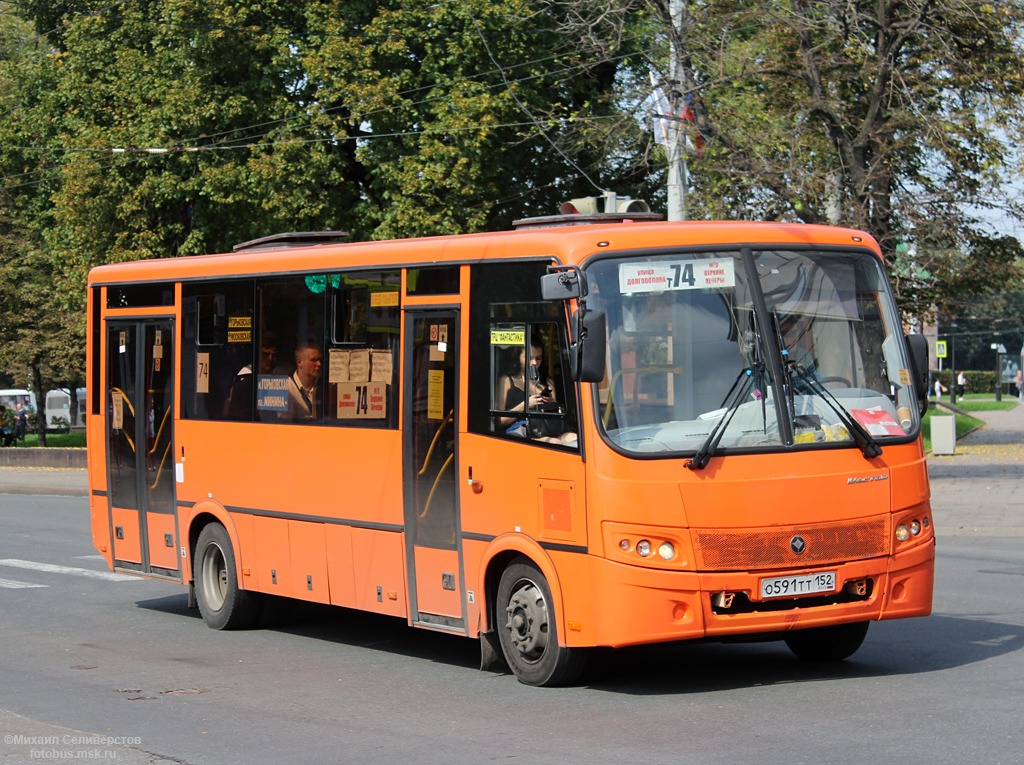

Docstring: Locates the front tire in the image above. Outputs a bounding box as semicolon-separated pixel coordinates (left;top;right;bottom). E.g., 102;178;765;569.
194;523;262;630
784;621;869;662
496;557;587;686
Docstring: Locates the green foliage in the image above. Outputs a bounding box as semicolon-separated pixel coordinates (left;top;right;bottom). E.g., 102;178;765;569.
639;0;1024;314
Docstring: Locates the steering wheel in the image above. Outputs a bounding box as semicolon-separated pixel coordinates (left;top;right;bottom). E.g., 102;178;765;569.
818;376;853;388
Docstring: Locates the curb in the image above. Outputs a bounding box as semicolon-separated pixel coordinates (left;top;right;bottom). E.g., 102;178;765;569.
0;485;89;497
0;448;87;469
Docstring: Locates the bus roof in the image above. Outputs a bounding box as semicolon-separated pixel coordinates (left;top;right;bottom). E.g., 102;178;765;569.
87;220;881;286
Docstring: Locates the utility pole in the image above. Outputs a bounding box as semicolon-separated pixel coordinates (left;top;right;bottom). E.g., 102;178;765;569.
666;0;687;222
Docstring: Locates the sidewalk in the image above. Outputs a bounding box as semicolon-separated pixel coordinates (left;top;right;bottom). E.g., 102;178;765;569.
0;466;88;497
926;402;1024;537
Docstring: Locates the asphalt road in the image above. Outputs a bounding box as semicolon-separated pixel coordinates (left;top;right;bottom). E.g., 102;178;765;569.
0;493;1021;765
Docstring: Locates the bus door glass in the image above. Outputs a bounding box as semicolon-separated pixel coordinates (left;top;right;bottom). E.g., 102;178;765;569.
106;319;178;577
403;311;465;631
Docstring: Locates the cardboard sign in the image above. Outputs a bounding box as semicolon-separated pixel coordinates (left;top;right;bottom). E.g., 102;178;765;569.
337;382;387;419
329;349;350;383
196;352;210;394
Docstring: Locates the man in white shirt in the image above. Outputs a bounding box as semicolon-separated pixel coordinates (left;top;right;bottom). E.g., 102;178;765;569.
284;342;323;420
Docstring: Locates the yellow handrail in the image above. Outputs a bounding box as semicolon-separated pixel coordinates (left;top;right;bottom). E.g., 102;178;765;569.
419;453;454;519
147;406;171;456
110;387;136;417
417;410;454;476
149;442;171;490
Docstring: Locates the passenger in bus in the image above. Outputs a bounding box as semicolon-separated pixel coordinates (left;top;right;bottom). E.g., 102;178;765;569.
283;341;323;420
225;332;279;419
496;340;576;445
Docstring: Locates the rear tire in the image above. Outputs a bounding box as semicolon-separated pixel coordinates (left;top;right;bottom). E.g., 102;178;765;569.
784;621;869;662
496;557;587;686
194;523;262;630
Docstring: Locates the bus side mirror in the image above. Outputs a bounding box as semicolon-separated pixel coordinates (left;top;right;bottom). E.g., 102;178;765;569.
541;270;583;301
576;312;606;383
905;333;929;416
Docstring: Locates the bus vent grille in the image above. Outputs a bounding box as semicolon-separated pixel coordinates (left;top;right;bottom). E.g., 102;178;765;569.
694;517;889;571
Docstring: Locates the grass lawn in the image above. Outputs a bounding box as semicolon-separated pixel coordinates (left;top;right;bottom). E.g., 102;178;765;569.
14;431;87;448
950;399;1018;413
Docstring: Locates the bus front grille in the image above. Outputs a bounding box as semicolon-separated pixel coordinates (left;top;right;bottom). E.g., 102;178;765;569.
694;516;889;571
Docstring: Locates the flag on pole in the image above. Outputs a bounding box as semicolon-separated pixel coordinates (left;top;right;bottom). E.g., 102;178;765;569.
650;73;704;154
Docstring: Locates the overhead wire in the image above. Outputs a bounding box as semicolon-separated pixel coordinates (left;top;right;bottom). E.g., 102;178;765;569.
457;0;605;194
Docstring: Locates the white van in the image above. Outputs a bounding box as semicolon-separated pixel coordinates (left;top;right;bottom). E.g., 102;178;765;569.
44;388;87;429
0;389;38;414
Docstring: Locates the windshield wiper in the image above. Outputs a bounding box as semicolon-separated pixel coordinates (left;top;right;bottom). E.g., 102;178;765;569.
687;365;760;471
791;365;882;460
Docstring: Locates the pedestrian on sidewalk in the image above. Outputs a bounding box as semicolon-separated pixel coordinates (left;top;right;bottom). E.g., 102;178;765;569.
0;405;16;447
13;403;27;441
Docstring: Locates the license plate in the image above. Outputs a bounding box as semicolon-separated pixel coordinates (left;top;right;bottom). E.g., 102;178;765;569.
760;571;836;599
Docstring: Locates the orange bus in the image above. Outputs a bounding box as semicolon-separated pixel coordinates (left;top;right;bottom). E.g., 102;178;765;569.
86;219;934;686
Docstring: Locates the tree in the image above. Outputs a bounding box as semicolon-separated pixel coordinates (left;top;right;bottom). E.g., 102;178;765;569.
545;0;1024;314
0;200;84;445
0;0;641;304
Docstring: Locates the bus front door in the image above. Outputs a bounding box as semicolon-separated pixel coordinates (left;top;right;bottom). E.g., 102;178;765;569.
403;311;466;633
105;320;179;578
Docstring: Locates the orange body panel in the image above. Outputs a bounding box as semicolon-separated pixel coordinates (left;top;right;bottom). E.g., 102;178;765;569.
349;528;407;618
146;513;179;571
110;507;142;564
288;521;330;604
325;524;357;608
413;547;462;618
252;515;290;594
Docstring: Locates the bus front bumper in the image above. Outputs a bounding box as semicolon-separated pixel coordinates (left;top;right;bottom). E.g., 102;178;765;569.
581;540;934;649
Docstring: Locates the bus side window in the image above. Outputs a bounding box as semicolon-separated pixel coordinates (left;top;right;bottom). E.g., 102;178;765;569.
324;270;401;429
490;321;578;447
255;277;327;424
181;281;255;421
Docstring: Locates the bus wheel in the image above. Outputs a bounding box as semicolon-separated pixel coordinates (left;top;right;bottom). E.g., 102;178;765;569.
784;621;869;662
194;523;262;630
496;557;587;686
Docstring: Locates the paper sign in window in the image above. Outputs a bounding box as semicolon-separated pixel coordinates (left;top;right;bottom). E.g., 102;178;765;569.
371;350;393;382
111;390;124;430
329;349;350;383
256;375;289;411
337;381;387;419
196;352;210;394
427;369;445;420
349;349;370;382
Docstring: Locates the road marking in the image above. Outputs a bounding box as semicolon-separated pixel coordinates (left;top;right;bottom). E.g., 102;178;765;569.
0;577;48;589
0;558;133;582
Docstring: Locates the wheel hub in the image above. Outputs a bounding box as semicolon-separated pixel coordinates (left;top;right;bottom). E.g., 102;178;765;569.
505;581;549;661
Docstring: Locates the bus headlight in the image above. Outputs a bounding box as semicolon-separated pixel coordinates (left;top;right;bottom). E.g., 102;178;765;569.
658;542;676;561
910;520;921;536
895;524;911;542
636;540;652;557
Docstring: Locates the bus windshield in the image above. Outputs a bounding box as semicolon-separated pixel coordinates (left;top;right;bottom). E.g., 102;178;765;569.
587;247;918;456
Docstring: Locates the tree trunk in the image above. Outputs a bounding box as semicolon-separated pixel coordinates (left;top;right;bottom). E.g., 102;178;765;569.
31;364;46;447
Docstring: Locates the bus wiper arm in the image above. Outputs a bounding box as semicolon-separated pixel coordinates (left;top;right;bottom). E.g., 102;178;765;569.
791;365;882;460
687;366;758;471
